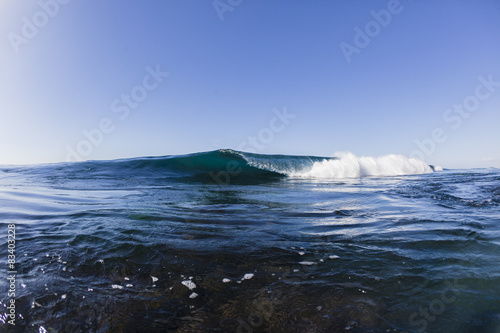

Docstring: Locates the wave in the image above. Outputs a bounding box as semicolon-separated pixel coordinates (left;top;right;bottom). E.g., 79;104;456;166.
109;149;434;179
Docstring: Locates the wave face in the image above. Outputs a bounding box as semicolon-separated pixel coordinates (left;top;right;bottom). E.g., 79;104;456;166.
111;149;434;179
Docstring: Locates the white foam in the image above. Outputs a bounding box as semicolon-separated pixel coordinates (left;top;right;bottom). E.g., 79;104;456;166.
291;152;432;179
242;273;254;280
181;280;196;290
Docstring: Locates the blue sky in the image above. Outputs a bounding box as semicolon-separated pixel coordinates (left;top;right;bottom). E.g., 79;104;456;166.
1;0;499;168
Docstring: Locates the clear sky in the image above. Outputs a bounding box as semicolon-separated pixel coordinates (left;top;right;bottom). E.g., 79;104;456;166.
1;0;499;168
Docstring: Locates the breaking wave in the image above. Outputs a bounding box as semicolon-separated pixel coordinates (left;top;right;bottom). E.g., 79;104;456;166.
106;149;435;179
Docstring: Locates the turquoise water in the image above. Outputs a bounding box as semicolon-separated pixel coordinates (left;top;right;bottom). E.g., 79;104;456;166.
0;150;499;332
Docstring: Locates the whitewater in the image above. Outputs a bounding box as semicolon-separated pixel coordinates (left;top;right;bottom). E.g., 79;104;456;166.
0;150;498;332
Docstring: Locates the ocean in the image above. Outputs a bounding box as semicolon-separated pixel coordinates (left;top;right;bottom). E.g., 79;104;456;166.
1;149;499;332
